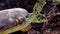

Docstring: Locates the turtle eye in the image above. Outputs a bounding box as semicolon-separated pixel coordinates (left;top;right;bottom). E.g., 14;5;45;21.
0;26;4;31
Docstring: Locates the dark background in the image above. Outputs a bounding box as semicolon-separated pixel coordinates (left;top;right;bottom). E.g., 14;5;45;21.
0;0;37;13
